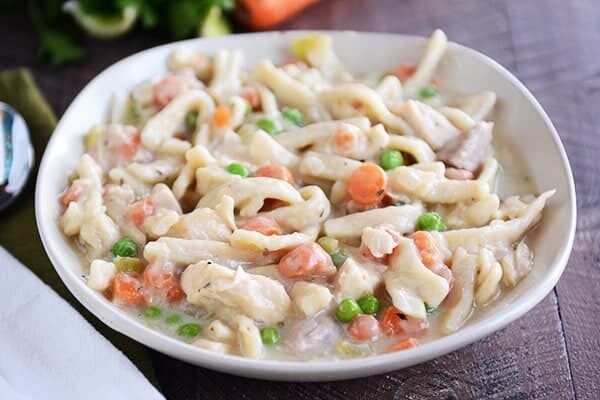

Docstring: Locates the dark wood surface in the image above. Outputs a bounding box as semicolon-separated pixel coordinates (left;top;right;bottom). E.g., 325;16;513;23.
1;0;598;398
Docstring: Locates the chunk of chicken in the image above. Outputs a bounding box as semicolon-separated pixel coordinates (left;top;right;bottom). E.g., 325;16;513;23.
333;257;382;301
437;121;493;172
284;313;340;358
290;282;333;317
360;225;401;258
181;261;291;325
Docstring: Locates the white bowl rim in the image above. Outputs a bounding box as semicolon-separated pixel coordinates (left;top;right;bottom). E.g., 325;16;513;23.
35;30;577;381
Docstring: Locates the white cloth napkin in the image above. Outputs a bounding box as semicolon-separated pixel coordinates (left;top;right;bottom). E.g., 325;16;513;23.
0;247;165;400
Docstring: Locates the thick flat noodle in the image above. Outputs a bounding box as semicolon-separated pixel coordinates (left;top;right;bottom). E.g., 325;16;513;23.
440;248;476;334
195;166;241;196
319;83;414;134
276;118;371;150
127;158;182;185
387;135;436;164
458;91;496;121
403;29;448;96
384;237;450;319
396;100;460;150
196;177;303;217
143;237;278;268
209;49;244;103
299;151;361;181
262;186;331;231
443;190;555;252
172;145;216;199
389;164;490;203
252;60;318;111
375;75;403;106
181;261;291;325
438;106;476;132
324;204;423;239
167;208;232;241
230;230;312;252
141;90;215;153
249;130;299;167
441;194;500;229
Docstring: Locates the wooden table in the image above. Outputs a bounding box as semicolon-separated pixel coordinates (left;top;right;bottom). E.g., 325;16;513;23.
1;0;598;398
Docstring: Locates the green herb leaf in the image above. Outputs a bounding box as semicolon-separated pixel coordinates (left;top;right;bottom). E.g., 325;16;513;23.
37;29;87;66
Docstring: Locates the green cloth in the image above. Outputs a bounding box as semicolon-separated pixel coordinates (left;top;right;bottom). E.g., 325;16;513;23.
0;68;158;387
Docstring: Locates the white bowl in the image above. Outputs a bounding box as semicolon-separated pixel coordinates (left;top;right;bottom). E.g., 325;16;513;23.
35;31;576;381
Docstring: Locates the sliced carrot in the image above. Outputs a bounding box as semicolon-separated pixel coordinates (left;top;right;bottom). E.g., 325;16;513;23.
348;315;380;342
410;231;453;284
213;105;232;127
115;132;140;160
379;306;404;337
153;76;182;108
389;337;418;352
351;99;363;110
278;242;336;279
125;198;155;226
166;282;185;303
254;164;296;185
392;64;416;81
347;163;388;206
142;262;175;290
60;183;82;208
332;129;358;152
112;272;145;306
242;87;261;111
240;216;283;236
410;231;441;268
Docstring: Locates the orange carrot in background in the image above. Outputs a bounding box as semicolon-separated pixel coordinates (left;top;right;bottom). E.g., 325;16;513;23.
236;0;320;30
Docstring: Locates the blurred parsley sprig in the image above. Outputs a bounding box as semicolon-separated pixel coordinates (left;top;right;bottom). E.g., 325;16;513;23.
10;0;234;66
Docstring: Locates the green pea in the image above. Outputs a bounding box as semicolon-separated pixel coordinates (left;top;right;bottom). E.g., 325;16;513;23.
419;86;438;99
424;302;437;314
112;237;137;258
357;295;380;315
317;236;339;255
143;306;162;319
417;211;446;232
331;251;348;268
260;327;280;346
165;313;182;325
335;298;361;323
255;117;281;135
379;150;404;170
177;323;201;338
281;107;304;125
185;110;198;132
225;162;249;177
